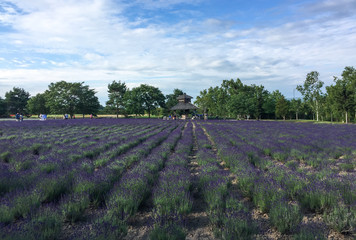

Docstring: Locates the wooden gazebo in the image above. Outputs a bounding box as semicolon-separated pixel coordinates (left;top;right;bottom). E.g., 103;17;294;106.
170;93;198;119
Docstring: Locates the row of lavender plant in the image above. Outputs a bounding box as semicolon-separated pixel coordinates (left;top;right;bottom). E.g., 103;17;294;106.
194;123;257;239
206;122;355;215
0;119;180;239
201;121;356;237
149;122;194;239
92;122;185;239
198;122;327;237
0;123;148;198
0;122;168;226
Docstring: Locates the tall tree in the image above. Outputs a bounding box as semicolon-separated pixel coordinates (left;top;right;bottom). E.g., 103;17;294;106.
164;88;184;116
5;87;30;115
195;89;209;116
125;84;165;118
27;93;49;115
77;85;100;118
0;97;7;117
326;67;356;123
45;81;100;118
106;80;127;118
297;71;324;121
275;95;289;120
289;98;302;120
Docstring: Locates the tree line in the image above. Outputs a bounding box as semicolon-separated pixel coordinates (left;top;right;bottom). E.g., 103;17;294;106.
0;66;355;122
195;66;356;123
0;80;178;119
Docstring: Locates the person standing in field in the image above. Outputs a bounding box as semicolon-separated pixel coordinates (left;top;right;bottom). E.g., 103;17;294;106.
90;114;93;119
15;113;20;121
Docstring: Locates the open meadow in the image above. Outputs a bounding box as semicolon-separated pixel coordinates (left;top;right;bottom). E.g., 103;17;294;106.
0;119;355;240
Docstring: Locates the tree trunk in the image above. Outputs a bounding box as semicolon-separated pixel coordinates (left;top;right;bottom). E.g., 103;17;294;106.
83;114;85;119
346;111;348;124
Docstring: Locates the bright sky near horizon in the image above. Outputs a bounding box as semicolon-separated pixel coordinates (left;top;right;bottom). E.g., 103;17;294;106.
0;0;355;104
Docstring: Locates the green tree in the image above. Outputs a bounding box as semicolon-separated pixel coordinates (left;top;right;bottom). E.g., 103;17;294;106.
45;81;100;118
164;89;184;116
27;93;49;115
289;98;302;120
106;80;127;118
0;97;7;117
252;85;267;120
125;84;165;118
5;87;30;115
195;89;209;116
326;67;356;123
228;90;255;119
297;71;324;121
77;85;100;118
262;93;276;119
275;95;289;120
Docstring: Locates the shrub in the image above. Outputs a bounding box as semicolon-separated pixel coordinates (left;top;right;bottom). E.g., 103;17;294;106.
40;174;73;203
299;189;337;213
339;163;354;172
323;205;356;234
93;213;127;240
293;225;326;240
221;197;257;240
0;151;12;163
27;208;63;240
270;201;302;234
62;194;90;223
149;224;186;240
40;163;57;173
252;182;284;213
31;143;43;155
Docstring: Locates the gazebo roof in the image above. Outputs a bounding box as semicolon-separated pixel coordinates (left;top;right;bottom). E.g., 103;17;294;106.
170;102;198;110
177;93;193;100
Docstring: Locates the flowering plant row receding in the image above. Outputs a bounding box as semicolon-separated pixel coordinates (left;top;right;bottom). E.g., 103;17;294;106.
0;119;182;239
199;120;356;237
1;119;355;239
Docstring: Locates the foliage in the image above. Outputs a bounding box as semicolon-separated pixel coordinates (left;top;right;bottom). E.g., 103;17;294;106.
275;95;289;120
45;81;100;117
0;96;7;117
5;87;30;115
164;88;184;116
270;202;303;233
27;93;49;115
296;71;324;121
125;84;165;118
323;205;356;234
326;66;356;123
106;80;127;118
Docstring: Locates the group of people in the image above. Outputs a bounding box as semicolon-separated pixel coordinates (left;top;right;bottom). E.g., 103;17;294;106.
63;114;94;119
15;113;24;122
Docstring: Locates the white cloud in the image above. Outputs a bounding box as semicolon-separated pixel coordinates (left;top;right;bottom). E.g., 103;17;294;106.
0;0;355;104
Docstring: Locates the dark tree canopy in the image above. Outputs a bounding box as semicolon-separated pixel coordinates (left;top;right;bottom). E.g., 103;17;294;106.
27;93;49;115
125;84;165;118
326;66;356;123
164;88;184;115
275;95;289;120
0;97;7;117
5;87;30;115
45;81;100;118
297;71;324;121
106;80;127;118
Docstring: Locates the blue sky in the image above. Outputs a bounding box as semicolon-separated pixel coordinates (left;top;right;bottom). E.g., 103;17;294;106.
0;0;356;104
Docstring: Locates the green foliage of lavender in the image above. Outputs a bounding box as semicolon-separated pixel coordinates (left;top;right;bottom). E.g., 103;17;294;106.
270;201;303;234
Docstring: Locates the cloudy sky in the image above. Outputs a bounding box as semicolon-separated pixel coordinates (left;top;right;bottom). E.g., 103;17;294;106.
0;0;355;104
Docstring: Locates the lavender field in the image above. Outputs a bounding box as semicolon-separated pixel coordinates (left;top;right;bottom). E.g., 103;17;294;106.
0;119;355;239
